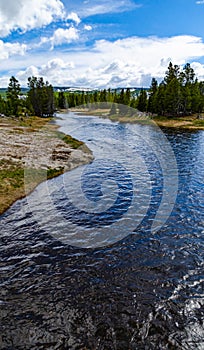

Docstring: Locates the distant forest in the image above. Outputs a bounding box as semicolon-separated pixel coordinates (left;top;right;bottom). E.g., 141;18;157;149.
1;62;204;118
57;62;204;117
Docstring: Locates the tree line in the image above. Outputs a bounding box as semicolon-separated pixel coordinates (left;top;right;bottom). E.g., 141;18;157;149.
56;88;134;110
0;76;54;118
56;62;204;117
147;62;204;116
1;62;204;118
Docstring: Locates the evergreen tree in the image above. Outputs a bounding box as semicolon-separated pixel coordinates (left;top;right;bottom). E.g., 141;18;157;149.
118;88;125;104
113;90;118;103
124;88;131;105
147;78;158;113
6;76;21;116
93;91;99;103
191;79;202;113
27;76;55;117
150;62;199;116
182;63;195;85
137;89;147;112
155;83;166;115
81;91;85;106
58;91;67;109
107;88;113;103
164;62;180;85
0;95;7;115
181;84;191;115
164;77;182;115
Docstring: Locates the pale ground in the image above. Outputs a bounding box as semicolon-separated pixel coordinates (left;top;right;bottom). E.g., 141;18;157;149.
0;123;93;172
0;118;94;214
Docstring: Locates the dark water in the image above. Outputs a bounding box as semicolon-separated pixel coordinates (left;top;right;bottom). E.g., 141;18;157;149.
0;112;204;349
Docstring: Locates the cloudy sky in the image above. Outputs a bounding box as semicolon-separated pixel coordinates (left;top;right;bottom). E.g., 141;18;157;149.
1;0;204;88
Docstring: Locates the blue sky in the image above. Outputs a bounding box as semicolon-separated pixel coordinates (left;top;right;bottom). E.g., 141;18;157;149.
1;0;204;88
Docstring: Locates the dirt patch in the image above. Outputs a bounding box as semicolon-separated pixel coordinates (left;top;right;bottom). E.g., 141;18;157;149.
0;117;93;215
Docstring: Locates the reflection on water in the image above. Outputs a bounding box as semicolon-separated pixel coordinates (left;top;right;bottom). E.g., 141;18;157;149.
0;113;204;349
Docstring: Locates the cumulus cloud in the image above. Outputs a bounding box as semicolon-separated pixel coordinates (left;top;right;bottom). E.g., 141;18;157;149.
190;61;204;80
0;76;10;87
51;27;79;47
66;12;81;25
17;58;75;85
4;35;204;88
93;35;204;72
0;0;65;37
84;25;92;31
40;58;75;74
17;65;40;81
0;40;26;60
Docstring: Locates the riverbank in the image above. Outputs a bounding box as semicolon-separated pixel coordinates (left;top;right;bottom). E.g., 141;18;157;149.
71;107;204;130
0;115;93;215
152;115;204;129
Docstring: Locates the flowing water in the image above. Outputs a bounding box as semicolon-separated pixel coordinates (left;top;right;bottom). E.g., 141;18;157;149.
0;112;204;349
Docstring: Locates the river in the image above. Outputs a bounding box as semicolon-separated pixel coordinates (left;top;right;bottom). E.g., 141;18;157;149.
0;111;204;349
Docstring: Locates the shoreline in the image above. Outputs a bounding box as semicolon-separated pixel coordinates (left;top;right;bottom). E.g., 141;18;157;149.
71;107;204;130
0;115;94;216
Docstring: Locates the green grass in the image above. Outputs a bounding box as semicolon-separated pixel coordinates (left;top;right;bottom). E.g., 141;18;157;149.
0;115;52;130
19;116;52;129
24;167;65;184
55;131;84;149
47;167;64;179
0;162;65;215
192;119;204;127
0;165;24;191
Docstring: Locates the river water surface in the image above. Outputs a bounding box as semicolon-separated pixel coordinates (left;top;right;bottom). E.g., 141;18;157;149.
0;112;204;349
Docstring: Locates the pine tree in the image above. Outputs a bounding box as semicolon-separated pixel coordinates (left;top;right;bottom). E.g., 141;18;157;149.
124;88;131;105
6;76;21;116
164;62;180;85
27;76;55;117
147;78;158;113
191;79;202;113
164;77;181;116
0;95;8;115
155;83;166;115
137;89;147;112
58;91;67;109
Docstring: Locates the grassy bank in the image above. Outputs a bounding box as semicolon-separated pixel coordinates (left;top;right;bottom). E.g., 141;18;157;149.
74;108;204;130
0;116;92;216
0;160;65;215
153;116;204;129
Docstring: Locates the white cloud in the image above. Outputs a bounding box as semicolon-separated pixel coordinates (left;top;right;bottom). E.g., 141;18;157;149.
77;0;141;17
196;0;204;4
190;61;204;80
0;40;27;60
0;76;10;87
51;27;79;47
0;0;65;37
40;58;75;74
66;12;81;25
84;25;92;31
3;35;204;88
93;35;204;71
17;65;40;81
17;58;75;85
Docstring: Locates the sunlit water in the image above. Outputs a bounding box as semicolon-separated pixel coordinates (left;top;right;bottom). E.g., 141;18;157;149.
0;112;204;349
